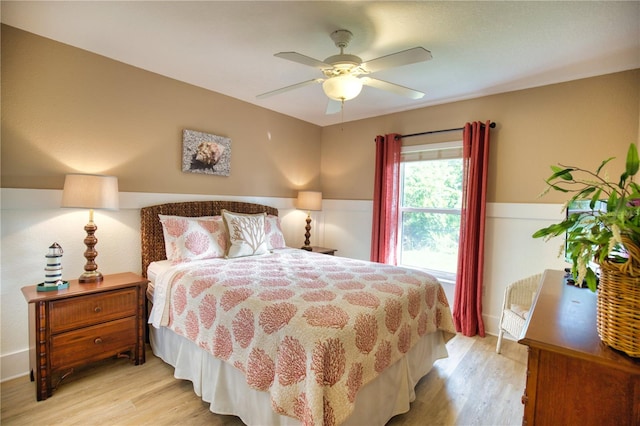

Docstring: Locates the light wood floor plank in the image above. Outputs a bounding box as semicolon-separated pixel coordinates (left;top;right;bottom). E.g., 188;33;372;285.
1;334;527;425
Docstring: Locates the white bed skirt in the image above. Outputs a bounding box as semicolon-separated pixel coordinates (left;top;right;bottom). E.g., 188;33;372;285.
150;326;449;425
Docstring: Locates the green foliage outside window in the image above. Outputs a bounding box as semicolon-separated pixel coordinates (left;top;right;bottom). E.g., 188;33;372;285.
401;159;462;269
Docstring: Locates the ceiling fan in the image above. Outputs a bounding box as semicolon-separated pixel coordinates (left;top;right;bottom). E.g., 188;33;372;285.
257;29;432;114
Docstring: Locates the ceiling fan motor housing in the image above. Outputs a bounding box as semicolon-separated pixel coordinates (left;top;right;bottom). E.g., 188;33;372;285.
322;54;364;77
323;30;365;77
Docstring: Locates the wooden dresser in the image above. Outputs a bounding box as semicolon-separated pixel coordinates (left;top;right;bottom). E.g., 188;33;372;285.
21;272;148;401
518;269;640;425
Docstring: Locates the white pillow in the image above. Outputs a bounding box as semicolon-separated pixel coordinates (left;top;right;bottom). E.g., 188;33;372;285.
265;214;286;249
159;215;226;262
222;210;268;258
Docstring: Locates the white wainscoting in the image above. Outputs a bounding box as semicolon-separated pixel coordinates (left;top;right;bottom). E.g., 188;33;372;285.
483;203;568;335
1;189;567;381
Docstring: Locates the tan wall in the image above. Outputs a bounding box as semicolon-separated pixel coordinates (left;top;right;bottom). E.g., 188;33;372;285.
3;25;639;205
321;70;640;203
1;25;322;197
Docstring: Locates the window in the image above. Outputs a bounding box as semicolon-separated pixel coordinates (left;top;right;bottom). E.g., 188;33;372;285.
398;142;463;285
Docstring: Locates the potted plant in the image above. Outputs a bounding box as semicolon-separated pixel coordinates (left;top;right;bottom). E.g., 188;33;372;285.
533;143;640;290
533;143;640;357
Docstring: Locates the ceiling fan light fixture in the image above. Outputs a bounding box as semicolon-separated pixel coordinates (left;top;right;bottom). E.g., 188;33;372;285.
322;75;363;101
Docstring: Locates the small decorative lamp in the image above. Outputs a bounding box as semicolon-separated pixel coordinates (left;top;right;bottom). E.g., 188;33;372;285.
297;191;322;251
61;174;119;283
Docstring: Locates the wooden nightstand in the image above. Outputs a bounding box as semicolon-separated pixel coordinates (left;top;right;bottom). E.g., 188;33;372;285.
308;246;337;255
21;272;148;401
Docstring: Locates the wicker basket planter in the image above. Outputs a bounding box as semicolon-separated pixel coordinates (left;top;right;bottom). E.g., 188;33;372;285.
597;261;640;358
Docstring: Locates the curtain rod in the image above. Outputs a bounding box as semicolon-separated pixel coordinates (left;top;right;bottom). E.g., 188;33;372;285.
395;121;496;140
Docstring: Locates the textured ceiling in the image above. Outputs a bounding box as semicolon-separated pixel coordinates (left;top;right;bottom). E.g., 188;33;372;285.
2;1;639;127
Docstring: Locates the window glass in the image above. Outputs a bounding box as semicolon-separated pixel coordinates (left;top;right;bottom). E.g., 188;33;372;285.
398;143;462;285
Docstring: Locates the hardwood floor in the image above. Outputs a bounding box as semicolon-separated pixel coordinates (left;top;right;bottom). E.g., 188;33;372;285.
1;334;527;425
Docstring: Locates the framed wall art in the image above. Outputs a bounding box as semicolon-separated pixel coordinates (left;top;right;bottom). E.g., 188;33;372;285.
182;129;231;176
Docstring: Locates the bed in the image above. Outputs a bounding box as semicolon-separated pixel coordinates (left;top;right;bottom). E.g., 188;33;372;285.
141;201;456;426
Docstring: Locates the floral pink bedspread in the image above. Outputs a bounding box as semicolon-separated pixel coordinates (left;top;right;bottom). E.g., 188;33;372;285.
150;248;455;425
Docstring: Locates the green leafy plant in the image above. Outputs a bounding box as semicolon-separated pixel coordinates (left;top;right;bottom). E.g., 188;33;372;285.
532;143;640;291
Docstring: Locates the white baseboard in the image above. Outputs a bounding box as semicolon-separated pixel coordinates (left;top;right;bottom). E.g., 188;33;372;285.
483;313;500;337
1;349;30;383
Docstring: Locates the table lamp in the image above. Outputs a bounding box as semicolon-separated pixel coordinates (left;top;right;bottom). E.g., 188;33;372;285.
61;174;119;283
297;191;322;250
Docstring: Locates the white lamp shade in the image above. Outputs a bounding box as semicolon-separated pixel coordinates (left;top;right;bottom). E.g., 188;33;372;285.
297;191;322;211
322;75;363;101
61;174;119;210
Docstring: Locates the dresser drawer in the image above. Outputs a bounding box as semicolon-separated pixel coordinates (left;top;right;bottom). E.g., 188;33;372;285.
50;316;137;370
49;288;138;333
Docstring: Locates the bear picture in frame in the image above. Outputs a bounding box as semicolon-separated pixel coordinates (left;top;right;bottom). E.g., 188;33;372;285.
182;129;231;176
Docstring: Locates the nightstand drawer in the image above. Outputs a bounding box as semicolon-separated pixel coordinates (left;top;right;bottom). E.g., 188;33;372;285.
49;288;137;333
50;316;137;370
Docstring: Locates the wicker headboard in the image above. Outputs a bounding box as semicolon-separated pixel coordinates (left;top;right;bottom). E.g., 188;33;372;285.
140;201;279;277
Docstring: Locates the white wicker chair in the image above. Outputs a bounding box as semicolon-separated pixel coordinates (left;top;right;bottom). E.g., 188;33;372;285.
496;273;543;353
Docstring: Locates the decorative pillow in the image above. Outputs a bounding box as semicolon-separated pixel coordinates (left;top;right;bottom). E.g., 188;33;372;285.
222;210;268;258
159;215;226;262
265;214;286;249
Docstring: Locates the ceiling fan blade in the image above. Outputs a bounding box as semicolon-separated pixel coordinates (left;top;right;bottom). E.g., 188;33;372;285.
275;52;331;69
325;99;342;115
361;77;425;99
256;78;323;99
362;47;432;73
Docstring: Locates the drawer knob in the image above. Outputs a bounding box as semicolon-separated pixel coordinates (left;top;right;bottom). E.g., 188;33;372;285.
94;306;102;313
94;338;103;345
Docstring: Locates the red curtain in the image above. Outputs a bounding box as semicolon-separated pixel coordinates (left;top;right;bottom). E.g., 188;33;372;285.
371;133;402;264
453;121;492;337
